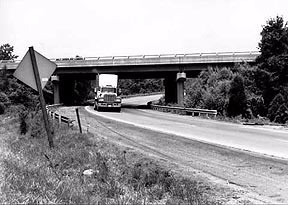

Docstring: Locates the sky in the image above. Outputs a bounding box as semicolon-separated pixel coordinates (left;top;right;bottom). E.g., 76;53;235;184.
1;0;288;59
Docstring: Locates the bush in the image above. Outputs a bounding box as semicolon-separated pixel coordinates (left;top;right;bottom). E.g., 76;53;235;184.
0;102;5;115
274;104;288;124
267;93;285;121
19;109;28;135
0;92;9;104
247;95;266;118
227;75;247;117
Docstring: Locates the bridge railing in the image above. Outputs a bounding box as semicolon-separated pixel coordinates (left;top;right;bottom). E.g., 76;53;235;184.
0;51;260;69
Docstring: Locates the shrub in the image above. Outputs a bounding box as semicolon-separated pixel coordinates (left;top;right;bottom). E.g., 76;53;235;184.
0;102;5;115
227;75;247;117
274;104;288;124
19;109;28;135
267;93;285;121
0;92;9;104
184;79;204;108
247;95;266;117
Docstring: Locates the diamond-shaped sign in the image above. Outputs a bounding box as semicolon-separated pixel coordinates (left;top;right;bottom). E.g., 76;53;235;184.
13;49;56;91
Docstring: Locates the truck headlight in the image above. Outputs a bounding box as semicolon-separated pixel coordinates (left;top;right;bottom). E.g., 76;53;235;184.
98;98;104;102
115;98;121;103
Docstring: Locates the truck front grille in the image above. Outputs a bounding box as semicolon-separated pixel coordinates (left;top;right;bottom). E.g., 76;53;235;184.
104;94;116;102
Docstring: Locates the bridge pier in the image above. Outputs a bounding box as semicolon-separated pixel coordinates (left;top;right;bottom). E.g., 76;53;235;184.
176;72;186;106
51;75;60;104
164;76;177;104
59;78;75;105
164;72;186;106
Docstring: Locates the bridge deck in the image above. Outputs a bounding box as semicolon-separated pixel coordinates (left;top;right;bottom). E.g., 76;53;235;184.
0;51;259;70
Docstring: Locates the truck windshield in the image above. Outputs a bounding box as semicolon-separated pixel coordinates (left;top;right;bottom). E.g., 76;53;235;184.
101;87;116;93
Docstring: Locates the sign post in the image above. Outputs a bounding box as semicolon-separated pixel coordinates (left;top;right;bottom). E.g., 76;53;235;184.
14;46;56;148
29;47;54;148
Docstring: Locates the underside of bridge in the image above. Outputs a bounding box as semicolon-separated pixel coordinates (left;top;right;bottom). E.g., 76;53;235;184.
51;63;221;106
52;70;201;106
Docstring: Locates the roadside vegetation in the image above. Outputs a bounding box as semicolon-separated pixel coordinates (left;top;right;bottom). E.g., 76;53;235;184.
163;16;288;125
0;111;220;204
119;79;164;96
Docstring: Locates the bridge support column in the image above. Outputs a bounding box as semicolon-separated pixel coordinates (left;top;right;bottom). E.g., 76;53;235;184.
59;78;75;105
164;76;177;104
176;72;186;106
51;75;60;104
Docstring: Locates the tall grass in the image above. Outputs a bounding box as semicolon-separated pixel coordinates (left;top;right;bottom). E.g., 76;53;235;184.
1;114;220;204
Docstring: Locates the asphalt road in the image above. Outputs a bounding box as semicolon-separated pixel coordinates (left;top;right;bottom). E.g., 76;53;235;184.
57;95;288;203
86;94;288;160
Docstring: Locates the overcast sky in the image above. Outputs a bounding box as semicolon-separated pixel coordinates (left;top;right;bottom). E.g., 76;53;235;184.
1;0;288;59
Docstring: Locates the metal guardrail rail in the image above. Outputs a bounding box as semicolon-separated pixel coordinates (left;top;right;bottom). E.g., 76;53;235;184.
151;104;217;118
46;104;74;127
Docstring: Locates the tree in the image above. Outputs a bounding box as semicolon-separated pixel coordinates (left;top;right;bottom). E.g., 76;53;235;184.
227;75;247;117
0;44;18;60
267;93;286;122
256;16;288;107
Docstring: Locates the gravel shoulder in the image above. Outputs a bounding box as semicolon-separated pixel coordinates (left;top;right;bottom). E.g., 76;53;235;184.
57;106;288;204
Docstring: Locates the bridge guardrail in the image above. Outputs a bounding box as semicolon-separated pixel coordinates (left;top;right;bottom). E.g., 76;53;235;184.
151;104;217;118
46;104;74;127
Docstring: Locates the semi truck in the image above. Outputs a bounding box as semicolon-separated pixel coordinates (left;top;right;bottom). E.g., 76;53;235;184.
94;74;122;112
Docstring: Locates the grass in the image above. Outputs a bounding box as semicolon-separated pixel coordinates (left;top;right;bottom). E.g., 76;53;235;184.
0;111;221;204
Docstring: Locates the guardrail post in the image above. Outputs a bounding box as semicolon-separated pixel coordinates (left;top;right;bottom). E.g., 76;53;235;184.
58;115;61;124
75;108;82;133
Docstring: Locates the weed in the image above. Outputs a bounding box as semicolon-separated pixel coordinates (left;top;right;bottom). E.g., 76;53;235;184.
3;122;220;204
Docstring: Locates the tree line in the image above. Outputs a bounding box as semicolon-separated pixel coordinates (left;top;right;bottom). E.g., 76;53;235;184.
184;16;288;123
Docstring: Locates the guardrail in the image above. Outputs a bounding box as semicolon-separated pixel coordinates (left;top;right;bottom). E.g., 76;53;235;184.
46;104;75;127
151;104;217;118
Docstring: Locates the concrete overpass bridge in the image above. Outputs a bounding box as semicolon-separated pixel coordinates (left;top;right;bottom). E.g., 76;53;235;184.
0;51;260;105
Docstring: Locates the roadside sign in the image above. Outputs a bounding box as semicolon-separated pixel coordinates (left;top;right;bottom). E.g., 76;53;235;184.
13;49;56;91
13;47;55;148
